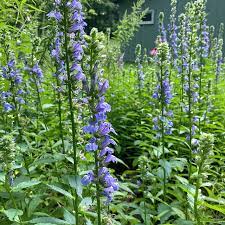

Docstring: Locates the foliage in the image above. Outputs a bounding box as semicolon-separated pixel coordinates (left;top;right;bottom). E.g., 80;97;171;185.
113;0;148;51
1;0;225;225
82;0;119;33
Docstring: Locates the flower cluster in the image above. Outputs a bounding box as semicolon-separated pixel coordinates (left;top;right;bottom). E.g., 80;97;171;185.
183;75;199;107
82;78;119;203
159;13;167;43
180;0;209;147
0;134;16;186
81;29;118;204
200;19;210;58
48;0;87;161
51;32;66;93
135;44;144;90
177;13;189;77
153;111;173;137
47;0;87;83
0;59;25;112
152;42;173;137
82;76;119;203
30;63;44;93
215;39;223;84
168;0;178;61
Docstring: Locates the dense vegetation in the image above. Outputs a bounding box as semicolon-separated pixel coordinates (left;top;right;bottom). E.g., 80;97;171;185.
1;0;225;225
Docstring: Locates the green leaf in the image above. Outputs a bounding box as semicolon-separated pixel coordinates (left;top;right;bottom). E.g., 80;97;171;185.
175;219;194;225
2;208;23;222
157;204;172;224
116;157;129;168
35;224;58;225
68;175;83;198
47;184;74;199
30;154;65;168
159;159;172;177
202;201;225;215
123;214;140;223
29;217;70;224
170;158;187;172
63;209;75;225
171;207;185;219
119;182;134;194
28;196;43;217
12;180;40;191
42;104;55;110
80;197;92;208
86;218;93;225
0;172;5;182
52;140;63;149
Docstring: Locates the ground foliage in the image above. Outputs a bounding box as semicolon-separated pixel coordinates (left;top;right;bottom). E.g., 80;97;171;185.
1;0;225;225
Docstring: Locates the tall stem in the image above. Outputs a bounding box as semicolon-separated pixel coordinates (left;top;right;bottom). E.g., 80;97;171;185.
160;61;166;199
188;64;192;178
194;160;203;225
188;31;193;178
11;82;22;139
56;78;65;154
88;44;102;225
141;169;147;225
94;151;102;225
63;4;79;224
5;172;22;224
199;23;203;134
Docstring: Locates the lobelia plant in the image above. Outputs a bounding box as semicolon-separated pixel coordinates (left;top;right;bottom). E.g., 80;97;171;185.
81;28;119;225
181;1;200;177
152;18;173;198
135;44;145;95
26;62;44;116
177;13;189;106
47;0;87;223
0;134;23;224
136;155;151;225
182;0;212;176
168;0;178;71
197;1;209;132
143;47;153;94
209;25;216;57
193;133;214;225
215;23;224;89
158;12;167;43
0;57;25;138
51;31;67;154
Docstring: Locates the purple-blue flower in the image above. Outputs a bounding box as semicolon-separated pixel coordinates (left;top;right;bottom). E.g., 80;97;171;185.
96;97;111;113
81;32;118;203
3;102;14;112
47;11;62;21
85;141;98;152
81;171;94;186
0;59;25;112
98;122;116;136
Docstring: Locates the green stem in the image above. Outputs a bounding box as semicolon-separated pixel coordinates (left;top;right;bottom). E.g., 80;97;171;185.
199;23;203;134
141;169;147;225
160;60;166;199
56;78;65;154
194;160;204;225
9;75;22;140
179;46;185;136
5;172;22;224
94;151;102;225
23;154;31;180
188;31;193;178
88;40;102;225
63;4;79;224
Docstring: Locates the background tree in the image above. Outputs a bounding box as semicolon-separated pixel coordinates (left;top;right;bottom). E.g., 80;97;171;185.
81;0;119;33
